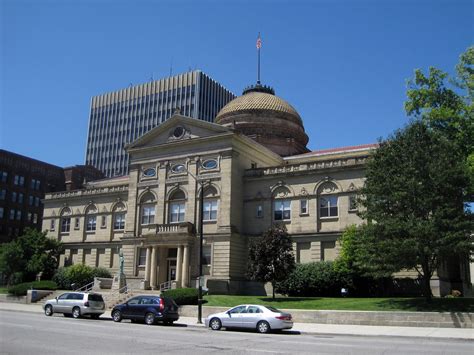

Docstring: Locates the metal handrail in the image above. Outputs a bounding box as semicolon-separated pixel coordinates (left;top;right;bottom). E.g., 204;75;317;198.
74;281;94;292
160;281;171;291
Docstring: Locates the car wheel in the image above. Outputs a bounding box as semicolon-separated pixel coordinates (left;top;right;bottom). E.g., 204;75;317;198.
44;305;53;316
72;307;81;319
209;318;222;331
145;313;155;325
257;320;270;334
112;310;122;322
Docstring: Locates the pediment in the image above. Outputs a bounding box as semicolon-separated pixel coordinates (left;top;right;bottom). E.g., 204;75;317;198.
126;113;232;151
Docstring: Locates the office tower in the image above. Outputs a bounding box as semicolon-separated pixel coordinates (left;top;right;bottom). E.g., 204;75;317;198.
85;70;235;177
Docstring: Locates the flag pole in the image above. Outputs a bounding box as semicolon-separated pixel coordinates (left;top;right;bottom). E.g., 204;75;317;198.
257;32;261;84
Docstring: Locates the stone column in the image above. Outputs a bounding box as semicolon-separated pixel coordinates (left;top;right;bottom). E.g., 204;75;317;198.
176;245;183;288
150;246;158;289
182;245;189;287
144;247;152;282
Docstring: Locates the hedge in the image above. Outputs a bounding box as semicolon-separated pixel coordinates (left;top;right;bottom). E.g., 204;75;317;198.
53;265;112;290
8;281;58;296
161;288;199;305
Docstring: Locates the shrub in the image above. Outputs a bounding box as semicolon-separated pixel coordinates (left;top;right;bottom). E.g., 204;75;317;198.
53;265;112;290
8;280;58;296
162;288;198;305
276;261;346;297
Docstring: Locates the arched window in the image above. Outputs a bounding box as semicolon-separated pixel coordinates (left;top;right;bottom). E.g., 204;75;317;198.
85;205;98;232
60;207;72;233
272;186;291;221
203;186;219;221
169;189;186;223
113;202;127;230
140;192;156;225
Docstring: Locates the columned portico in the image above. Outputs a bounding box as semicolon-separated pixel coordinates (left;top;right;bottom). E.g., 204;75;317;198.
150;246;158;289
176;246;183;288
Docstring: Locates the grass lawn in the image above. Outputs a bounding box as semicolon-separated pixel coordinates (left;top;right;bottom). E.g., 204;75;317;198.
203;295;474;313
0;287;9;294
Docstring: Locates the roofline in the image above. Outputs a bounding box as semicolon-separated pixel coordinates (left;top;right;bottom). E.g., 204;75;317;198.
284;143;378;160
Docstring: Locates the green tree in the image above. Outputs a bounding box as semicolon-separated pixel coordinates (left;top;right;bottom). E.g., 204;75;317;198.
0;228;62;284
247;224;295;299
358;121;472;301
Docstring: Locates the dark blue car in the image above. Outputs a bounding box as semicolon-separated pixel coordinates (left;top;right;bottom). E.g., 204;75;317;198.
111;295;179;325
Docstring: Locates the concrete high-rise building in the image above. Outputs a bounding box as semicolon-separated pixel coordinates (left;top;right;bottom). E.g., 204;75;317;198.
85;70;236;177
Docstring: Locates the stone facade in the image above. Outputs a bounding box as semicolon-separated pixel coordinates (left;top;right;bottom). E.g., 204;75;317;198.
42;113;375;293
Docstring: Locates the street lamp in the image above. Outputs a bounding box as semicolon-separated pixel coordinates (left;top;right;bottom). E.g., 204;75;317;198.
175;163;207;324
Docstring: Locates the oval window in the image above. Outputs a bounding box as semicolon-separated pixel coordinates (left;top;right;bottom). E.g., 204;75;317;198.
143;168;156;177
202;159;217;170
171;164;186;173
173;126;185;138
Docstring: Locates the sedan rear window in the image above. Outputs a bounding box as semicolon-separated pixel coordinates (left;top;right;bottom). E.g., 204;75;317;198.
263;306;282;313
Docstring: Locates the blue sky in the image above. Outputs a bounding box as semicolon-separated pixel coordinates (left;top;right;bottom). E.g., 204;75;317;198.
1;0;472;167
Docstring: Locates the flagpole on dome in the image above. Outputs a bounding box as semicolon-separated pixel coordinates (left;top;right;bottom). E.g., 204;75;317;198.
256;32;262;85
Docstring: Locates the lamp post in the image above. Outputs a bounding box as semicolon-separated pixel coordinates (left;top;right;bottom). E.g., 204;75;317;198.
179;164;206;324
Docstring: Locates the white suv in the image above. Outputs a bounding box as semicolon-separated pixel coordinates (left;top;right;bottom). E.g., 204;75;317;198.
44;292;105;319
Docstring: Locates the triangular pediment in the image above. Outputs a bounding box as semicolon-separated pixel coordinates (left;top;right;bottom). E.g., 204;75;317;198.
126;113;233;151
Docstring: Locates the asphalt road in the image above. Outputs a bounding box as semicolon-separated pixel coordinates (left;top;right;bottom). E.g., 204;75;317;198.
0;310;472;355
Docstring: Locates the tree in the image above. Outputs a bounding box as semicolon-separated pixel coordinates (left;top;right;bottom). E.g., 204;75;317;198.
358;121;472;301
247;224;295;299
0;228;62;285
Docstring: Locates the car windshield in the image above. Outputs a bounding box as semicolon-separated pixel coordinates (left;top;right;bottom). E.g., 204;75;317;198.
263;306;282;313
88;294;104;302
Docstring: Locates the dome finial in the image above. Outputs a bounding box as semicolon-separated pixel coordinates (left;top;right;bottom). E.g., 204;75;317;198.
256;32;262;85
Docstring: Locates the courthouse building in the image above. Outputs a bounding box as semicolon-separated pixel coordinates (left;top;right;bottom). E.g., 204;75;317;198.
42;83;469;295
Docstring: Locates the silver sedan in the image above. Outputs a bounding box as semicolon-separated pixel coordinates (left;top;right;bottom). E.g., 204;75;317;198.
205;304;293;333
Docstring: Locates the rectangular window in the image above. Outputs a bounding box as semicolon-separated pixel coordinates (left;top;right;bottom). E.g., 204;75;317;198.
1;171;7;183
320;196;338;217
11;192;17;202
202;245;212;265
256;204;263;218
19;176;24;186
348;195;357;211
0;189;5;200
35;180;41;190
169;202;185;223
86;216;97;231
16;210;22;221
141;205;155;225
14;175;19;185
33;213;38;224
203;200;218;221
101;215;107;228
35;197;40;207
50;219;55;231
138;248;147;266
114;212;126;230
18;193;23;204
0;207;3;219
9;209;15;220
274;200;291;221
29;195;33;206
61;218;71;233
74;218;80;230
28;212;32;222
30;179;36;189
300;199;308;215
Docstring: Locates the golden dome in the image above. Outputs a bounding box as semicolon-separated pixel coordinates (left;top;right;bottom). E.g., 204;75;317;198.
215;91;302;125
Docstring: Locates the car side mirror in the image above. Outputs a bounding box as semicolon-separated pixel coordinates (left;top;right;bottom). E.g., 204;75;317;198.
55;297;58;301
226;311;231;317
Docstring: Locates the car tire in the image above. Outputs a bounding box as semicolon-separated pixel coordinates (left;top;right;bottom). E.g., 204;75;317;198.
257;320;270;334
72;307;81;319
44;305;53;316
209;318;222;331
112;310;122;322
145;312;155;325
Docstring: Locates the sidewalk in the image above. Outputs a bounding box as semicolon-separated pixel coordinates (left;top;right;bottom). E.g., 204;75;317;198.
0;302;472;340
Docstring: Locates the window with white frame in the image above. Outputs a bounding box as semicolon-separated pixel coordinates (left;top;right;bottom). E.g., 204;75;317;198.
61;217;71;233
86;215;97;231
203;200;218;221
320;196;338;217
141;205;155;225
169;189;186;223
114;212;126;230
50;219;55;231
300;199;308;215
138;248;147;266
274;200;291;221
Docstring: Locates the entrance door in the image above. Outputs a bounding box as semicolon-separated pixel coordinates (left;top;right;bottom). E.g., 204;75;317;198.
167;259;176;281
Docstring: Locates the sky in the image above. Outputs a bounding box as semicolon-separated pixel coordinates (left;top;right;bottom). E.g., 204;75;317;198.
1;0;472;168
